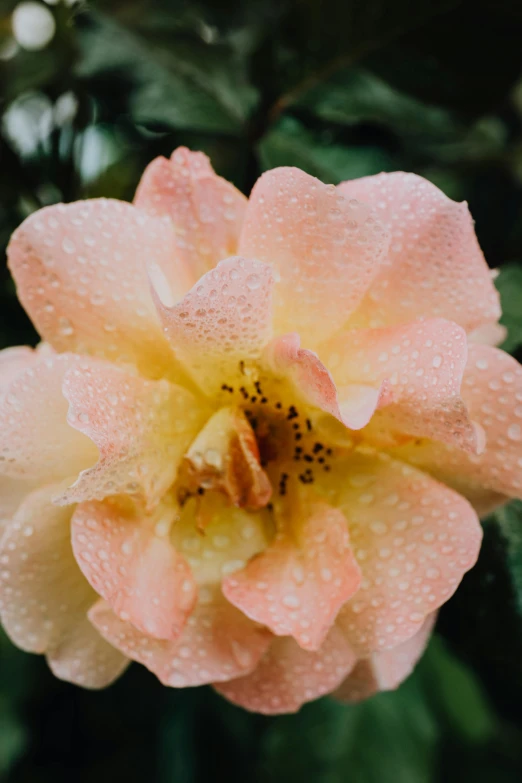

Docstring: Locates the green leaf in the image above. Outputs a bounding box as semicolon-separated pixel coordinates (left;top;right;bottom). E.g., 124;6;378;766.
259;117;393;183
439;502;522;722
296;68;459;145
495;264;522;355
421;636;495;744
77;13;257;134
0;697;26;777
258;673;439;783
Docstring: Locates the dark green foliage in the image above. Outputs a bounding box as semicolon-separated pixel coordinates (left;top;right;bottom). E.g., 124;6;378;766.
2;0;522;780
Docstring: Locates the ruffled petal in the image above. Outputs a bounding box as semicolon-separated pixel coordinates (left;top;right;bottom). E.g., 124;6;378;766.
89;589;271;687
151;256;274;393
47;613;129;689
134;147;247;279
223;501;361;650
239;168;389;347
338;172;500;332
323;319;480;452
0;345;43;391
0;486;99;659
325;452;481;656
7;199;191;377
393;345;522;506
57;358;202;507
264;333;384;430
0;353;98;483
334;612;436;703
72;498;197;641
215;626;356;715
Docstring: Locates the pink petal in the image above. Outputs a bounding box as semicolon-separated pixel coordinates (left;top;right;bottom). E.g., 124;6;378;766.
89;589;271;687
72;499;197;640
394;345;522;505
264;332;384;430
215;626;357;715
0;353;98;483
0;485;89;654
151;256;274;393
0;476;35;522
239;167;389;347
0;345;40;391
7;199;192;376
468;322;507;346
47;613;129;689
134;147;247;279
223;502;361;650
57;358;202;507
330;452;481;656
338;173;500;332
324;319;480;452
334;612;436;703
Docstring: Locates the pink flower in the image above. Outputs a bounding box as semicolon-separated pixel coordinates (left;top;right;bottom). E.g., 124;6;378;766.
0;148;518;713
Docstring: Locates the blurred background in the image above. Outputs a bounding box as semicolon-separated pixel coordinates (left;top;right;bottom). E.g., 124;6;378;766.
2;0;522;780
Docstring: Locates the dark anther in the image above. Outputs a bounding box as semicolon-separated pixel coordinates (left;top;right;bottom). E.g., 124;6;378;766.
312;443;324;453
197;487;205;495
324;465;331;471
304;455;313;463
295;433;302;441
306;419;312;431
267;502;274;512
292;423;300;430
250;396;258;403
326;448;333;456
275;402;282;410
318;457;325;464
239;361;245;375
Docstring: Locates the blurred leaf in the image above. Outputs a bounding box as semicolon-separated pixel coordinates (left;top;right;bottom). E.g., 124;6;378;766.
439;503;522;724
496;264;522;355
296;68;460;146
258;674;439;783
423;637;495;744
0;697;26;776
77;13;257;134
259;116;393;182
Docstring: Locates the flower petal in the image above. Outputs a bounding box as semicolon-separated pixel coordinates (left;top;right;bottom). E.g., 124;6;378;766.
151;256;274;393
47;613;129;689
7;199;191;377
57;358;202;507
89;589;271;687
0;486;95;654
326;452;481;656
134;147;247;279
215;626;356;715
334;612;436;703
264;333;384;430
338;172;500;332
72;498;197;641
393;345;522;506
0;353;98;483
468;322;507;346
0;345;41;391
239;167;389;347
223;501;361;650
324;319;480;452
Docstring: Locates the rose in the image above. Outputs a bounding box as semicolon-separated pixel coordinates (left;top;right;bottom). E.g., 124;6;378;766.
1;148;518;713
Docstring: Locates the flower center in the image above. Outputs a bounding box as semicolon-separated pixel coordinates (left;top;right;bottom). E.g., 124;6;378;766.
176;363;341;517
